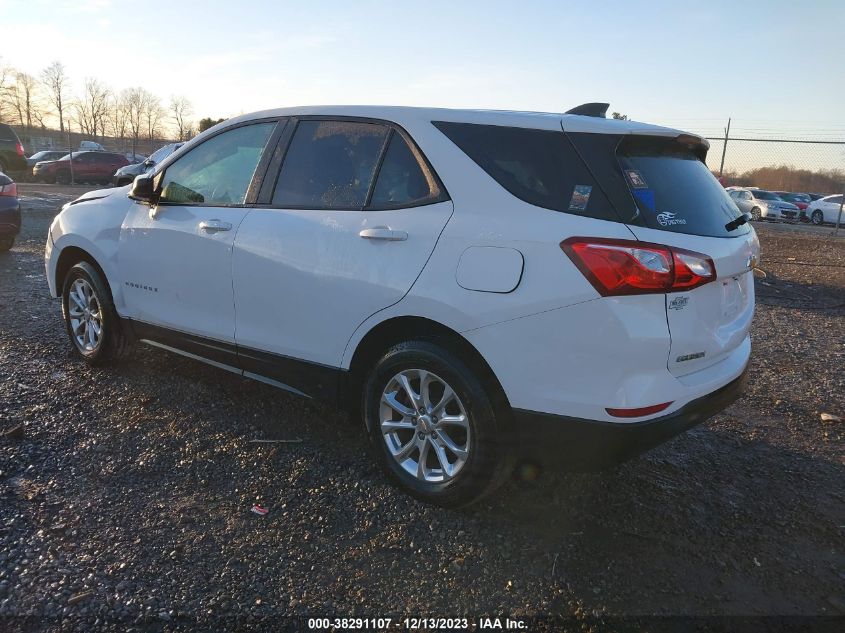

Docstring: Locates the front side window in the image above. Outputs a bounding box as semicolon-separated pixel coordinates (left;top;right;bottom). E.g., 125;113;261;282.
369;132;443;207
159;122;276;205
273;120;389;209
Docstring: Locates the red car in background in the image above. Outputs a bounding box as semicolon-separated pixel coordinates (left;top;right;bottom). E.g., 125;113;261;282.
32;151;129;184
775;191;811;210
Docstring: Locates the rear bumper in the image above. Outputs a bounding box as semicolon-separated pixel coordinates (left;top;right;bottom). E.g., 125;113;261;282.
511;370;747;470
0;203;21;236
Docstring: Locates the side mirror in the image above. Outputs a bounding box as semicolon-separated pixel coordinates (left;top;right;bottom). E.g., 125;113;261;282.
143;159;154;168
129;174;155;203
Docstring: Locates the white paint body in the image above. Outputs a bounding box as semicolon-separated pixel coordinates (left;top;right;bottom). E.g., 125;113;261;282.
806;195;844;224
46;105;755;425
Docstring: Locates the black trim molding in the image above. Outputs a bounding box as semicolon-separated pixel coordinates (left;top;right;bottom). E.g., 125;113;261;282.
128;320;345;404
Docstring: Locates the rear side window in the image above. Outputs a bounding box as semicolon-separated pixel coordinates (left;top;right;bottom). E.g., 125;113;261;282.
273;121;388;209
617;136;749;237
369;132;443;208
433;121;620;222
0;123;18;141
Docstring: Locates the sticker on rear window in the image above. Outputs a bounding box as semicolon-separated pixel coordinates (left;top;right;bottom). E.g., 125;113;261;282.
625;169;648;188
656;211;687;226
633;188;655;211
568;185;592;211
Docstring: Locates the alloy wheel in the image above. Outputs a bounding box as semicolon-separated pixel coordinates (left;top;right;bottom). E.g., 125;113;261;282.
67;278;103;353
379;369;471;483
812;210;823;225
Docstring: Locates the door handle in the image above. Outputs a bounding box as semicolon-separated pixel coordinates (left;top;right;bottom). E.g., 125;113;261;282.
199;219;232;233
358;227;408;241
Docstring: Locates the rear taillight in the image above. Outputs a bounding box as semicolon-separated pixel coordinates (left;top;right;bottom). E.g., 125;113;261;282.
560;237;715;296
0;182;17;197
606;401;673;418
15;142;24;157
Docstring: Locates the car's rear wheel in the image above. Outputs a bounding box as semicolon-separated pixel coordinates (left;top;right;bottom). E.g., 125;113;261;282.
363;340;509;507
61;262;133;365
811;210;824;225
0;237;14;252
751;207;761;221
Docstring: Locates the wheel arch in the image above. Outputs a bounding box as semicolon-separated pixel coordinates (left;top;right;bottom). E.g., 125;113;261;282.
345;315;511;413
55;245;114;300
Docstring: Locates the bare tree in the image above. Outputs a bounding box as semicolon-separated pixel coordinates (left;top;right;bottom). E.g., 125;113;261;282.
144;93;165;142
107;92;130;148
0;60;15;124
124;87;147;158
41;61;70;134
169;95;193;141
73;78;110;140
8;72;42;129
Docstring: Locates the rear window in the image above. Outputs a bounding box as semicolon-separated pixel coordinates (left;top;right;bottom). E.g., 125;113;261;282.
433;121;620;222
0;123;18;142
617;136;750;237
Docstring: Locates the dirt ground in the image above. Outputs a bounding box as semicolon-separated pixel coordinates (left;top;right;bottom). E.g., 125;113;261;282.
1;184;843;631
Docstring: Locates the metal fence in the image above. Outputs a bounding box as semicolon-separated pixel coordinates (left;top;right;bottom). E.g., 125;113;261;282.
704;136;845;196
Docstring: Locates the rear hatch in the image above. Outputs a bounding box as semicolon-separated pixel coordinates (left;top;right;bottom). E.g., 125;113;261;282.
566;130;759;377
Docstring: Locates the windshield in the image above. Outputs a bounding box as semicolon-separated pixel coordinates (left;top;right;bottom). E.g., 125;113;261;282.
149;144;176;164
753;190;781;200
616;136;749;237
785;193;810;202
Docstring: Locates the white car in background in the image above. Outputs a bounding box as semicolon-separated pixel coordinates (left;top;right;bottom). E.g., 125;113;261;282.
806;194;844;226
45;104;757;506
728;188;800;221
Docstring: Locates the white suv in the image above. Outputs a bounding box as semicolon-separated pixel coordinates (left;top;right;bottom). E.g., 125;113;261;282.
45;105;758;506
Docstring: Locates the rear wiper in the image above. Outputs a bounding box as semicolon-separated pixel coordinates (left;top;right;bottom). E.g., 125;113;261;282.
725;214;750;232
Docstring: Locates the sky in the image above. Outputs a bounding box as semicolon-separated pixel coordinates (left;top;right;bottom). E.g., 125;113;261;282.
1;0;844;144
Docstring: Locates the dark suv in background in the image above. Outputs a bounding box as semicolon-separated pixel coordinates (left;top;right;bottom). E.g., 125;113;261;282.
33;151;129;184
0;123;27;175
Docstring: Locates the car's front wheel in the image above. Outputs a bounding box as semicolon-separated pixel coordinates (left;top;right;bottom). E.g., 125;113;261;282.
0;236;14;252
751;207;762;221
61;262;133;365
811;210;824;225
363;340;510;507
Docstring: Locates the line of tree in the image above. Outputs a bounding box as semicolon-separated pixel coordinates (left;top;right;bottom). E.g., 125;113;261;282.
0;58;203;153
721;165;845;195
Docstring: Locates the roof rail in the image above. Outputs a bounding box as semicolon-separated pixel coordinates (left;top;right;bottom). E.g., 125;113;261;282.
564;103;609;118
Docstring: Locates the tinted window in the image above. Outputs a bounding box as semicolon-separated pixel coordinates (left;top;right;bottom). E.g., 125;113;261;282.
617;136;749;237
752;190;779;200
370;132;442;207
159;122;275;205
273;120;388;209
434;122;619;221
826;195;843;204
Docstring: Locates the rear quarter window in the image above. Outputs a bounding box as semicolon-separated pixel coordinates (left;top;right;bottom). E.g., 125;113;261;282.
433;121;621;222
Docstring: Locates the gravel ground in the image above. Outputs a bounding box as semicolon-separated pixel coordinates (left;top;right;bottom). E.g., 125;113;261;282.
1;185;843;631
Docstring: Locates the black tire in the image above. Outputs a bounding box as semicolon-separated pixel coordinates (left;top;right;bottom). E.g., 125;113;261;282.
61;262;133;365
811;210;824;225
0;236;14;252
55;170;71;185
362;340;510;507
751;207;761;221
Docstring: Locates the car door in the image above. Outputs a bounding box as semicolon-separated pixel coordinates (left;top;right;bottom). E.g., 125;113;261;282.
118;120;280;363
232;118;452;397
825;195;843;223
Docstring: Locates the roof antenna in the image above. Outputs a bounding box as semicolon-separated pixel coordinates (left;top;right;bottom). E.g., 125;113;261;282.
564;103;610;118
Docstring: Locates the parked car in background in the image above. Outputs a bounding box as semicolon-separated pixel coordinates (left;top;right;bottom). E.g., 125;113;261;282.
26;150;69;169
806;194;844;225
45;105;756;506
728;188;800;221
774;192;811;210
33;151;129;184
0;171;21;251
0;123;27;175
113;143;184;186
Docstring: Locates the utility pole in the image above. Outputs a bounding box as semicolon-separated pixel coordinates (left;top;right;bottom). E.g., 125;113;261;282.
718;117;731;178
65;119;74;185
